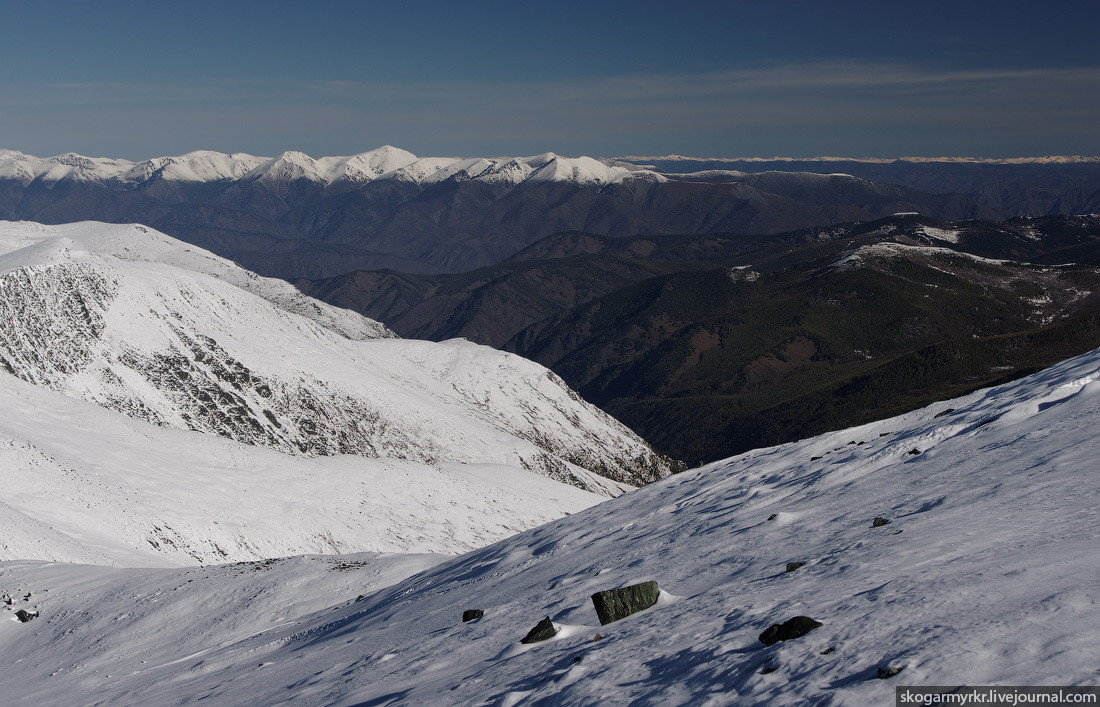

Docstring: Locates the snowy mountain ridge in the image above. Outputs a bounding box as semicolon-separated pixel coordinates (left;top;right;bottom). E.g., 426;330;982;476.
0;221;675;494
0;147;658;188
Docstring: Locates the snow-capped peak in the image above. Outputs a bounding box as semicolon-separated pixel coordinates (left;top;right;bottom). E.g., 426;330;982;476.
524;153;637;185
316;145;420;183
250;150;324;183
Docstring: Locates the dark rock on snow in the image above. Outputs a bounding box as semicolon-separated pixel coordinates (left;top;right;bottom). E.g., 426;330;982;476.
14;609;38;623
462;609;484;622
785;562;805;573
759;616;823;646
878;666;904;679
591;580;661;625
520;617;558;644
873;517;890;527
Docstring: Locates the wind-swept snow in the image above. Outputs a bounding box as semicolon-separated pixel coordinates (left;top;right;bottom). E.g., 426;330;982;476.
4;343;1099;703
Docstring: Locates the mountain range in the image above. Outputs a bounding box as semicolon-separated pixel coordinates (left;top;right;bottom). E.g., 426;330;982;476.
0;147;1068;278
622;155;1100;217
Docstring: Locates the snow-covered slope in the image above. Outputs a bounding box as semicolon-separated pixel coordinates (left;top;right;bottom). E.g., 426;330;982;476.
0;147;658;188
4;344;1098;703
0;371;604;565
0;221;674;492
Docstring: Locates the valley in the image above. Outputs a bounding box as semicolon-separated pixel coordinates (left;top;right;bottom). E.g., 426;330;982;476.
298;213;1100;463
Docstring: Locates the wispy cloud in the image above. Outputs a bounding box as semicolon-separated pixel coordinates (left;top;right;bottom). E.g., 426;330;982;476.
3;61;1100;159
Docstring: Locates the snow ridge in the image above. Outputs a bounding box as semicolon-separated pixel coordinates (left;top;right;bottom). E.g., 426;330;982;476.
0;221;674;494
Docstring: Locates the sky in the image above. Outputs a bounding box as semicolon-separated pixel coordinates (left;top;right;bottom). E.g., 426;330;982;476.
2;0;1099;160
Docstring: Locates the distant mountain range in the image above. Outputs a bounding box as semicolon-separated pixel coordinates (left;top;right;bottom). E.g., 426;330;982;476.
619;155;1100;217
297;214;1100;464
10;147;1094;278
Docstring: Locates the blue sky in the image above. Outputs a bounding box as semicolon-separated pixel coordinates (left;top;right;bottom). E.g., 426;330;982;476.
2;0;1099;159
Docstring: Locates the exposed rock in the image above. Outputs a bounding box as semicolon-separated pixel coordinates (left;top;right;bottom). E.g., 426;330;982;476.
934;408;956;418
462;609;484;622
767;514;778;521
758;616;823;646
520;616;558;644
14;609;38;623
877;666;904;679
908;448;922;455
785;562;805;573
873;517;890;527
591;580;661;625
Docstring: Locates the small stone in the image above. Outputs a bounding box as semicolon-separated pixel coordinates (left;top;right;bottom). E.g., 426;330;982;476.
767;514;778;521
785;562;805;573
592;633;603;642
462;609;484;622
934;408;955;418
821;647;835;655
14;609;38;623
591;580;661;625
908;448;921;456
810;456;822;461
872;517;890;527
520;616;557;644
354;595;365;603
877;666;903;679
760;664;778;674
759;616;823;646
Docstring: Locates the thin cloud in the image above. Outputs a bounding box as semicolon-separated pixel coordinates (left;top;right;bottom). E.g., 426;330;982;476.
3;61;1099;159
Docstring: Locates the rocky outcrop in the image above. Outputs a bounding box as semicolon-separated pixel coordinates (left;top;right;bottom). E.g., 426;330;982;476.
591;581;661;625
